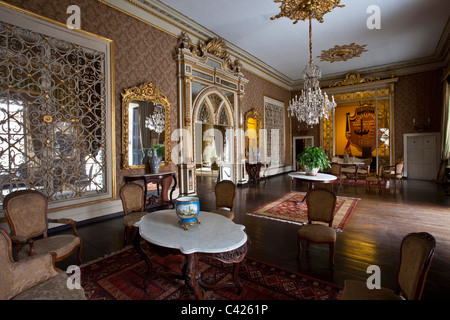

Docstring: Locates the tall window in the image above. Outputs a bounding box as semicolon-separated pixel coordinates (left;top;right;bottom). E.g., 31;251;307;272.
0;9;112;207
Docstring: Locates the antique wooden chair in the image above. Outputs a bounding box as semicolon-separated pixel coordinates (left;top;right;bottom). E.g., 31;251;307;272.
383;161;404;187
211;180;236;221
366;165;384;192
297;188;337;269
357;158;372;180
119;183;147;245
342;232;436;300
330;162;347;188
3;190;82;263
0;228;86;300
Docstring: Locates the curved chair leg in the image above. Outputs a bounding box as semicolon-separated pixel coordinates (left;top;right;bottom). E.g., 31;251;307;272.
297;236;302;261
329;242;335;269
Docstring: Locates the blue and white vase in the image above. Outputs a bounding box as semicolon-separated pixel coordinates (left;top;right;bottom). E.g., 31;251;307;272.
175;196;200;230
149;148;161;173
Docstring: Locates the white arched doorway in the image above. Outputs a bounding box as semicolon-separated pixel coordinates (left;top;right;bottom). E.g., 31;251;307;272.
192;87;235;180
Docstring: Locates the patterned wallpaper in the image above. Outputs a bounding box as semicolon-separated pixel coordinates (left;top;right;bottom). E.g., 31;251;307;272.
393;69;443;161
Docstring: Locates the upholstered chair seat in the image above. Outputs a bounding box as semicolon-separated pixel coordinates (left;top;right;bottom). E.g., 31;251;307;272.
297;224;336;243
3;190;82;264
342;232;436;300
211;180;236;221
16;235;81;261
123;211;148;228
0;228;86;300
120;183;147;244
210;208;234;221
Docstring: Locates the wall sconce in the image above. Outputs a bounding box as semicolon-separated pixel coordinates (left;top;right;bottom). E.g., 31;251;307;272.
413;117;430;131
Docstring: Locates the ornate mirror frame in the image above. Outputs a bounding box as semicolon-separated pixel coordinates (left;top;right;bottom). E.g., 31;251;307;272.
245;109;262;159
121;82;171;169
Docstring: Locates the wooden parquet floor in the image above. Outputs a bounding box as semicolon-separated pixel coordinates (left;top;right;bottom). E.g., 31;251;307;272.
55;173;450;300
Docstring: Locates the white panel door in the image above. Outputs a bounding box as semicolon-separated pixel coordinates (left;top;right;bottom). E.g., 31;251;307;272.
407;135;437;180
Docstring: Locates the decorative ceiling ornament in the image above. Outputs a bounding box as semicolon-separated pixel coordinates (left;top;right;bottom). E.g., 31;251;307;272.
271;0;343;126
329;71;380;87
318;43;368;63
271;0;345;23
177;31;243;75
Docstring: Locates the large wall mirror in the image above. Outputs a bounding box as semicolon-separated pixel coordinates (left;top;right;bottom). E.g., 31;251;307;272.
245;109;262;162
121;83;171;169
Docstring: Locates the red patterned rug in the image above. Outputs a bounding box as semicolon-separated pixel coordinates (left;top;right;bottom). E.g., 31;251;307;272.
81;244;342;300
248;191;359;231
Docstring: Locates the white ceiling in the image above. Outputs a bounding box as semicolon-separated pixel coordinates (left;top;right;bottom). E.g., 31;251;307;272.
157;0;450;81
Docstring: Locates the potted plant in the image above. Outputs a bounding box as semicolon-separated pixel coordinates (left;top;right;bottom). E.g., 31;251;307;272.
297;146;330;176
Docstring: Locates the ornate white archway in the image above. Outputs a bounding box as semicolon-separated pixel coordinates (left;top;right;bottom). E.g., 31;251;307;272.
174;33;248;195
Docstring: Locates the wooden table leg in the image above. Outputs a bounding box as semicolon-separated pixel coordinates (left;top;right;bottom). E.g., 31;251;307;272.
133;233;153;293
184;253;203;300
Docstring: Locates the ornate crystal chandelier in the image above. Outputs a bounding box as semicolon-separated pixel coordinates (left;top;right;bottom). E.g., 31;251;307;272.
145;105;165;139
272;0;343;125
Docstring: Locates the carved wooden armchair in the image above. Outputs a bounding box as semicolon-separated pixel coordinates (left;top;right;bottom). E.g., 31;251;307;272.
3;190;82;263
211;180;236;221
297;188;337;269
0;228;86;300
383;161;404;186
342;232;436;300
120;183;147;244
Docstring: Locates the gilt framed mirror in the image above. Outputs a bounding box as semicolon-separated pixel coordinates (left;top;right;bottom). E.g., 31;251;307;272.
121;82;171;169
245;109;262;161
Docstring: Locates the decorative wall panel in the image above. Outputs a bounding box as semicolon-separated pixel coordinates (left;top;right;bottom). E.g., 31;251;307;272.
264;99;285;166
0;7;112;206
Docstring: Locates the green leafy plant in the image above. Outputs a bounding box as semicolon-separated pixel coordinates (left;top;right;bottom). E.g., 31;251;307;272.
297;146;330;171
151;144;165;158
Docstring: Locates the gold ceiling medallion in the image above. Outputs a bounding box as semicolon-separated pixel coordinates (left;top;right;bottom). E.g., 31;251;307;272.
329;71;380;87
271;0;345;23
318;43;368;63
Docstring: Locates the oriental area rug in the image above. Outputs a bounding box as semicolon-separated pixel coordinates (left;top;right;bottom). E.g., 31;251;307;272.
248;191;359;231
80;245;342;300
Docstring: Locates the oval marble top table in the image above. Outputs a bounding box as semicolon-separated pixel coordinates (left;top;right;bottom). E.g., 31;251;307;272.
134;209;247;255
288;171;337;182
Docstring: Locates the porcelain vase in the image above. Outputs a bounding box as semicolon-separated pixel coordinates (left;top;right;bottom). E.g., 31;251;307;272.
149;148;161;173
175;196;200;230
305;166;319;176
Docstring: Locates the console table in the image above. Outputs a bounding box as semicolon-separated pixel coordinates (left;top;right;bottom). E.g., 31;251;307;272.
133;210;249;299
124;171;176;209
245;162;269;184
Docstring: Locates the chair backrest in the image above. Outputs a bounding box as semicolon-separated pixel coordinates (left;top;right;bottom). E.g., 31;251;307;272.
396;161;404;174
3;190;48;239
377;165;384;177
396;232;436;300
305;188;337;225
330;162;341;175
215;180;236;210
0;227;14;271
120;183;145;215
